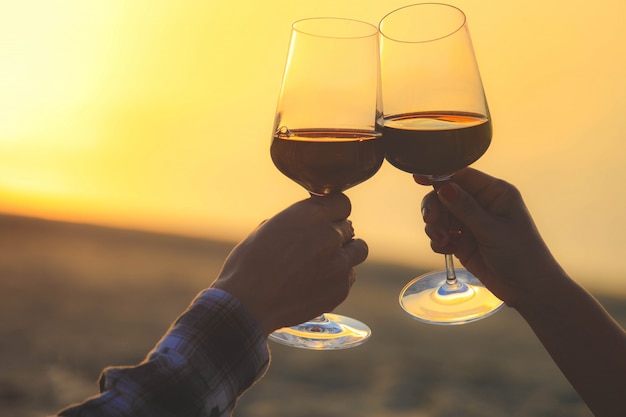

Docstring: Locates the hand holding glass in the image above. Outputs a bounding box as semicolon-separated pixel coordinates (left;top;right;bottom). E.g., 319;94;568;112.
377;3;504;324
270;18;382;349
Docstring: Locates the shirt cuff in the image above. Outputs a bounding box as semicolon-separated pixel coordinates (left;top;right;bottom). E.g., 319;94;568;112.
95;288;270;416
150;288;270;395
57;288;270;417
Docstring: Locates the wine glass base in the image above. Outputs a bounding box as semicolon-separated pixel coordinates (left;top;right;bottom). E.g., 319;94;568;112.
399;269;504;325
268;313;371;350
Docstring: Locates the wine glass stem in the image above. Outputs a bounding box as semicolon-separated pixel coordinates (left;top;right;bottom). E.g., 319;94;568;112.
444;253;459;288
311;314;328;323
432;178;461;291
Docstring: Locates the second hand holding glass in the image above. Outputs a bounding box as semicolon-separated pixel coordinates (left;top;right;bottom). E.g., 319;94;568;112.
270;18;383;349
377;3;504;324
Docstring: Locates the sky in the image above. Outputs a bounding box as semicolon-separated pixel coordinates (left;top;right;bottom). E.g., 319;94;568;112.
1;0;626;294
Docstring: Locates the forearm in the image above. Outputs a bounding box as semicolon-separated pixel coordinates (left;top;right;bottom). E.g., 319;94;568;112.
56;289;270;417
515;270;626;417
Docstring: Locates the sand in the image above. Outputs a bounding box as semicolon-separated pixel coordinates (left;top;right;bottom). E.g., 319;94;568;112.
2;214;621;416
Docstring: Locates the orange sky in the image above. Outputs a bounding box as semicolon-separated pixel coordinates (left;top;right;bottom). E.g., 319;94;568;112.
1;0;626;294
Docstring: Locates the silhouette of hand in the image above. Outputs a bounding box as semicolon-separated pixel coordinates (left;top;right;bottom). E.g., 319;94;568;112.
416;168;561;307
213;193;368;336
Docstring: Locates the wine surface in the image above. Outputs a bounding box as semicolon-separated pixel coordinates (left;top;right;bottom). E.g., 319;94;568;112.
376;111;491;177
271;128;384;195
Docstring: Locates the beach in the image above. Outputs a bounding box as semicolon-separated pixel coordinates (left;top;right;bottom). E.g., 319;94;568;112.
1;214;620;416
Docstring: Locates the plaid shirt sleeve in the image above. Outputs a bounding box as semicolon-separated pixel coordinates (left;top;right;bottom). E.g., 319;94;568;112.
55;288;270;417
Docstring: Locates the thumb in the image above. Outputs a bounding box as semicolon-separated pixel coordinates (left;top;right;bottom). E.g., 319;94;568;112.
342;238;369;267
437;182;490;235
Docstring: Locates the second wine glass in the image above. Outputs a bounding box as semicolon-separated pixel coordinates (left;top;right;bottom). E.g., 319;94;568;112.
377;3;504;325
269;17;383;349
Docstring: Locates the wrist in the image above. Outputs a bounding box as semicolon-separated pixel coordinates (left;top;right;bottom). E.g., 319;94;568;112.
152;288;270;398
210;281;275;338
510;261;572;317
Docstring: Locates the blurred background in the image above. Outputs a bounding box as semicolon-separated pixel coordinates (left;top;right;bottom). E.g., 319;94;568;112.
1;1;625;416
2;0;626;292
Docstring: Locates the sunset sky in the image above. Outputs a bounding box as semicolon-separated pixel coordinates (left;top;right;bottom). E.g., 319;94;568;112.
1;0;625;294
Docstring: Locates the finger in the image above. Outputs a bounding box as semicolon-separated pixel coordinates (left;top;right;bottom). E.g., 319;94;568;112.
341;238;368;267
413;174;434;186
437;182;492;236
348;268;357;288
428;224;470;255
430;240;456;255
311;193;352;221
449;167;495;193
421;191;443;224
425;223;451;248
450;168;514;205
334;219;355;245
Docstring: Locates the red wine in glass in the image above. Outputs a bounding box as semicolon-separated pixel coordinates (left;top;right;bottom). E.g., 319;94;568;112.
271;128;383;196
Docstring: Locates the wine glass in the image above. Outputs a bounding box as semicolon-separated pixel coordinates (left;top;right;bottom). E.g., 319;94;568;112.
269;17;383;349
377;3;504;324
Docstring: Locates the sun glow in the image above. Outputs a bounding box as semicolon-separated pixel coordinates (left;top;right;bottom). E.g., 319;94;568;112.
1;0;626;293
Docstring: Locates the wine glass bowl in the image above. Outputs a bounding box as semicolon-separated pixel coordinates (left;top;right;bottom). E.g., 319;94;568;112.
271;127;383;196
377;3;504;324
376;111;491;180
269;17;382;349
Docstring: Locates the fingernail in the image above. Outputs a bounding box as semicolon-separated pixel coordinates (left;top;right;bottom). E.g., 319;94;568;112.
438;183;458;203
